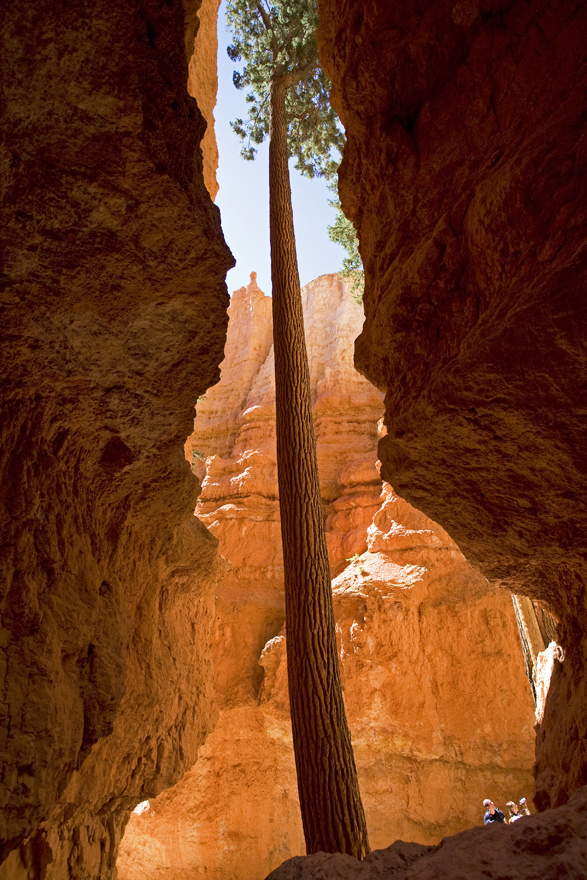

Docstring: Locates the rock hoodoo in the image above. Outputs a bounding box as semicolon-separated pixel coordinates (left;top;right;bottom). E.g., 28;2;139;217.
0;0;232;876
117;274;535;880
319;0;587;811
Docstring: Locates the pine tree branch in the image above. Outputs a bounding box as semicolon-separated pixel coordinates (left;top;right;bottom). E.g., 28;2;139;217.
256;0;280;57
276;56;319;90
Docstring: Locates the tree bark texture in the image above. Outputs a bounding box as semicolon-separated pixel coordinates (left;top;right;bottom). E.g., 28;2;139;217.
268;77;370;860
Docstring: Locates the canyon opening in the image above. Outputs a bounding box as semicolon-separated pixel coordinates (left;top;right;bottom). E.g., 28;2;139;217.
1;2;587;880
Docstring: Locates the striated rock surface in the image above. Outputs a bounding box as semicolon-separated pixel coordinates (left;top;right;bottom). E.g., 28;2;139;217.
0;0;232;875
118;275;535;880
266;784;587;880
319;0;587;808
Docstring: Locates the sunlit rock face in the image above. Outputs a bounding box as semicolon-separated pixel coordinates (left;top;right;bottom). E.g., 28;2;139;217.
118;274;534;880
319;0;587;809
333;482;535;844
188;0;221;199
188;273;385;707
0;0;232;875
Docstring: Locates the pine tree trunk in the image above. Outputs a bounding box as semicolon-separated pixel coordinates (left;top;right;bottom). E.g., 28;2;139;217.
268;76;370;861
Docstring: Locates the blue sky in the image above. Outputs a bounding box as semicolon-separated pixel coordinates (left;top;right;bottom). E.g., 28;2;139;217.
214;0;346;296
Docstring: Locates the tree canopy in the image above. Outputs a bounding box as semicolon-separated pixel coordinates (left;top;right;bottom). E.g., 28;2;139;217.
227;0;364;301
226;0;343;178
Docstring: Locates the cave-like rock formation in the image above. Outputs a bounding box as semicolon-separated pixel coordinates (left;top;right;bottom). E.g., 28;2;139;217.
0;0;232;876
319;0;587;811
117;274;534;880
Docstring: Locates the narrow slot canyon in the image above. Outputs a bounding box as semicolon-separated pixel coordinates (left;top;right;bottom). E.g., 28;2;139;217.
1;2;587;880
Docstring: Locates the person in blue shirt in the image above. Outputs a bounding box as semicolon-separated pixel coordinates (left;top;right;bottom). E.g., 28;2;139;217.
483;799;506;824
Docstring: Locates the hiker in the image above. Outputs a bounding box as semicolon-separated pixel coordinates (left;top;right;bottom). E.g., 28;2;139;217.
519;797;531;816
506;801;522;822
483;799;506;825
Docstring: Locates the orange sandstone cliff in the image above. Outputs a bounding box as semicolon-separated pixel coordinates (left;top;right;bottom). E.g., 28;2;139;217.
117;275;534;880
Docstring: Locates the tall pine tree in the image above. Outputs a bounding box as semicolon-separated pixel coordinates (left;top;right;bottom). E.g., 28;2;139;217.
227;0;369;860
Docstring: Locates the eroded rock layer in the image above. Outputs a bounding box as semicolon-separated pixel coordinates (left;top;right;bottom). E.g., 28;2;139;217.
0;0;232;875
319;0;587;808
118;275;535;880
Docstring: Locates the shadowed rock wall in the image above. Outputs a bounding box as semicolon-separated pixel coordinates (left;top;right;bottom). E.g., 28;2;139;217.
0;0;233;875
319;0;587;809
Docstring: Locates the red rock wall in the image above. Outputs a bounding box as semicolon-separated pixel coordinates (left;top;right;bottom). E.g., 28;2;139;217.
319;0;587;809
117;275;535;880
0;0;232;875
